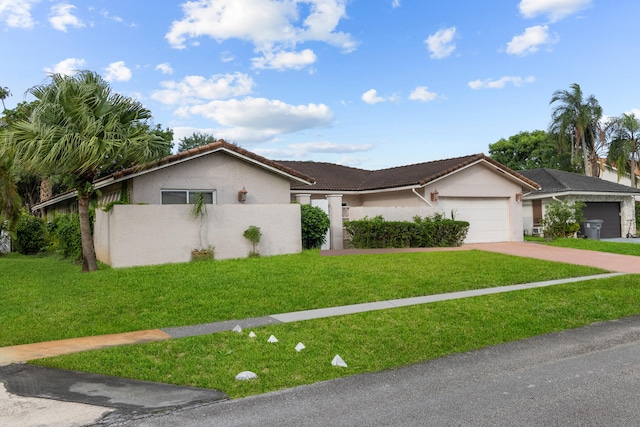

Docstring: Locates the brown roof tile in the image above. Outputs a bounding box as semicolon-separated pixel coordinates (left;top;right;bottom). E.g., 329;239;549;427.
280;153;539;191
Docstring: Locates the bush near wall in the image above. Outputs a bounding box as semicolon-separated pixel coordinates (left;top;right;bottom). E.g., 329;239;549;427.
300;204;330;249
47;213;82;261
344;215;469;249
14;212;46;255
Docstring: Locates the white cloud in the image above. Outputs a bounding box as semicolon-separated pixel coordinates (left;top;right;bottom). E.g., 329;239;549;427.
506;25;557;56
155;63;174;75
165;0;357;70
151;73;255;105
0;0;39;28
409;86;438;102
425;26;456;59
104;61;132;82
255;141;373;159
519;0;592;22
49;3;84;32
176;97;333;144
362;89;394;105
391;0;400;8
43;57;86;75
100;9;136;27
468;76;535;89
252;48;317;71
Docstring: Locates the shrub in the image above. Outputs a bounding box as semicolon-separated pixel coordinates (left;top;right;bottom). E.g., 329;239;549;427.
15;212;46;255
48;213;82;260
541;199;585;239
243;225;262;257
344;215;469;249
300;204;330;249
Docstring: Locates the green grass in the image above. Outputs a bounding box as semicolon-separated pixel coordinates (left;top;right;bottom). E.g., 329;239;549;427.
34;275;640;398
544;237;640;256
0;250;604;346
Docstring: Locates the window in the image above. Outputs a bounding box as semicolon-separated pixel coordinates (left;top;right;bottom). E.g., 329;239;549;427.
161;190;216;205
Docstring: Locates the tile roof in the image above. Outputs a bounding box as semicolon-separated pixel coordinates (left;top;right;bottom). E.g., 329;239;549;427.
96;140;315;185
279;153;539;192
33;140;315;211
519;168;640;195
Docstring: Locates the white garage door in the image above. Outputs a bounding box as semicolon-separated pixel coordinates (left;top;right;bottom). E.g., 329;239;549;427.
438;197;510;243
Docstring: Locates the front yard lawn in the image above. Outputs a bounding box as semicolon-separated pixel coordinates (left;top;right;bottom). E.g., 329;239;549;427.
1;250;604;346
35;275;640;398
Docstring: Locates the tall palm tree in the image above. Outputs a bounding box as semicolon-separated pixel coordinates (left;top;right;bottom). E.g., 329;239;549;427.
549;83;603;176
606;113;640;188
0;86;10;110
0;71;170;271
0;149;21;229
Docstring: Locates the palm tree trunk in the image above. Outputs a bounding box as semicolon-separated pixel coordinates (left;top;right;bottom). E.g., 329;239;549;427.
78;192;98;272
581;135;590;176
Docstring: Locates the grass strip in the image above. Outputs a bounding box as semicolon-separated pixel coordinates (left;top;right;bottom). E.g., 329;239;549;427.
529;237;640;256
33;274;640;398
0;250;604;346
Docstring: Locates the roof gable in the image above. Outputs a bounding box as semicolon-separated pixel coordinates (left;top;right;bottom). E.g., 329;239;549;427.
280;154;539;192
33;140;315;211
98;140;314;186
519;168;640;195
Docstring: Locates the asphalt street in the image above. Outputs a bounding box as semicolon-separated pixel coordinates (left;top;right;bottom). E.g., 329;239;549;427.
116;315;640;427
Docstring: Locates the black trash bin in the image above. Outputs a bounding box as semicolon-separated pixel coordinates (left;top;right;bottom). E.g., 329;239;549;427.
583;219;603;240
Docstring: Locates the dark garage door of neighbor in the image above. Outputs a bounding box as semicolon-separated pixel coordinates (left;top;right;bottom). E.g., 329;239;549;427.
582;202;621;238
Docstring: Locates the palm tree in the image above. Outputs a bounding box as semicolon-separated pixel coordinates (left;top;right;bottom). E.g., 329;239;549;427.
0;71;170;271
0;149;21;229
549;83;603;176
0;86;10;110
606;113;640;188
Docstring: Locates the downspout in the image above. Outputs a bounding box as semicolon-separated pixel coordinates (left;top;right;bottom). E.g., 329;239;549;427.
412;187;433;207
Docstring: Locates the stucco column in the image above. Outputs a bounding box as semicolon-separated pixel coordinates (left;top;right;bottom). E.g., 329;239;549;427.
295;193;311;205
326;194;344;250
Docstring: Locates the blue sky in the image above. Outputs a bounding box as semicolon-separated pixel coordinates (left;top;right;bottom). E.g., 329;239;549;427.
2;0;639;169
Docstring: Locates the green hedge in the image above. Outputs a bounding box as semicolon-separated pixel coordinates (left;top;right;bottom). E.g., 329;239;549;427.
344;215;469;249
15;213;46;255
47;213;82;261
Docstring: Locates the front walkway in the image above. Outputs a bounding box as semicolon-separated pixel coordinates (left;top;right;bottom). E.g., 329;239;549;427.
1;241;638;365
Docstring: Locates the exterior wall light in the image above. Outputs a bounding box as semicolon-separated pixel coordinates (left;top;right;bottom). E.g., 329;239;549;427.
515;192;523;202
430;190;439;202
238;187;248;203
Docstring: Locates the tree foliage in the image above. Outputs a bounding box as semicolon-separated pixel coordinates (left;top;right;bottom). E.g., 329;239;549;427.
488;130;574;171
178;132;216;152
606;113;640;188
0;71;170;271
549;83;604;176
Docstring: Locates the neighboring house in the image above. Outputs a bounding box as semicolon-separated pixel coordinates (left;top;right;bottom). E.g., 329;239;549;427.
519;168;640;238
32;141;314;267
599;160;640;195
279;154;540;247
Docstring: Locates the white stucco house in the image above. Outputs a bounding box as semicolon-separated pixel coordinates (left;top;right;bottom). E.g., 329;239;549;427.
32;141;314;267
279;154;540;248
519;168;640;238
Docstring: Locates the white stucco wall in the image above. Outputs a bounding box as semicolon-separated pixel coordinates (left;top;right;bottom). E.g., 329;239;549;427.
94;204;302;268
131;152;291;205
